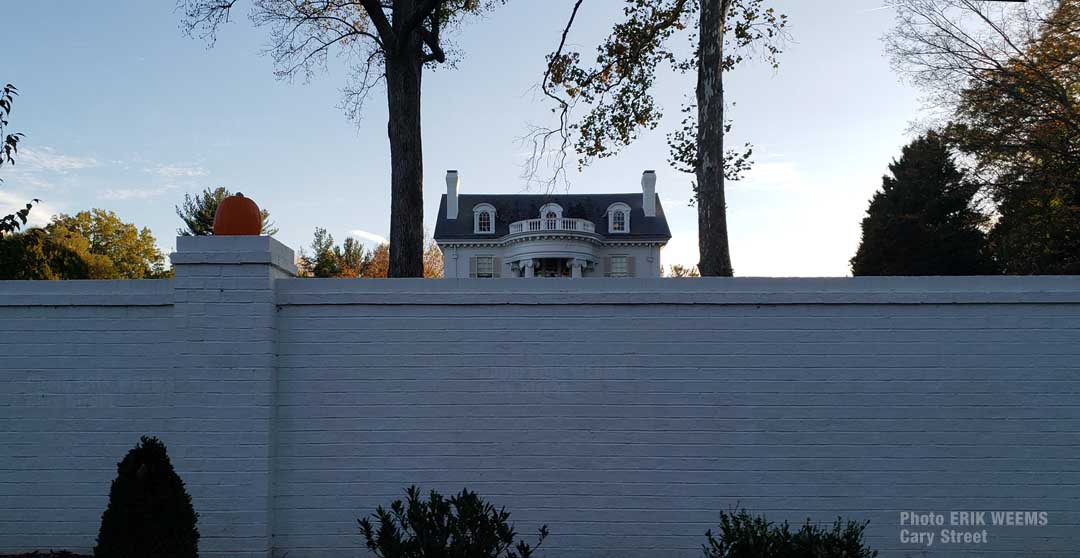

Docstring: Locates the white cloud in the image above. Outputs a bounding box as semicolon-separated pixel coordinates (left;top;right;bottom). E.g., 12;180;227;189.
149;163;207;179
3;173;55;192
102;185;177;200
18;147;98;173
0;191;60;229
348;229;388;245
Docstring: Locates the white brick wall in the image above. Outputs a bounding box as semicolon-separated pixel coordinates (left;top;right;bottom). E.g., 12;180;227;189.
2;237;1079;558
271;278;1080;558
0;280;174;552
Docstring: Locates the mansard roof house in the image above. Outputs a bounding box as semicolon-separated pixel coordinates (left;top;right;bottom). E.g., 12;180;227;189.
434;170;672;278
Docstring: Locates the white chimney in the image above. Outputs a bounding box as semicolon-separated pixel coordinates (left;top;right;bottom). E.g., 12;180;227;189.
446;170;459;220
642;170;656;217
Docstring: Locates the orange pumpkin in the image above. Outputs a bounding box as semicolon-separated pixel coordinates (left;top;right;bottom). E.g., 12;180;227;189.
213;193;263;235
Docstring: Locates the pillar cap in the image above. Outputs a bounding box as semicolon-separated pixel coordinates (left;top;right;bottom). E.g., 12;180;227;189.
171;235;297;275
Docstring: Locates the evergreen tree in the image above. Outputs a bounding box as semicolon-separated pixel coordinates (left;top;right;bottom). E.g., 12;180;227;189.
175;187;277;236
851;134;995;276
300;227;344;278
94;436;199;558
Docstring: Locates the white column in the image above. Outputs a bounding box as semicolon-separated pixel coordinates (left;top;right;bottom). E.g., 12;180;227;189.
571;259;585;279
447;246;458;279
522;259;535;278
170;235;296;558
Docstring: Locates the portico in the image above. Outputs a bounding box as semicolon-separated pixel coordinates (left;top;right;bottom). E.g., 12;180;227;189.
515;257;590;278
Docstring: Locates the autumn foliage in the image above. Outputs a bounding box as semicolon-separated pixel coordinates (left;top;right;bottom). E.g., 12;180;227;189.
889;0;1080;274
298;227;442;278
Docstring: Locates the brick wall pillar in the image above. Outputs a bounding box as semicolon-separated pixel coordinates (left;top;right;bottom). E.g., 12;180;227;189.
170;236;295;558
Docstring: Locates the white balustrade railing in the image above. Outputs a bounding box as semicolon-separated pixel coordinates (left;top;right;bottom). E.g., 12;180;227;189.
508;217;596;234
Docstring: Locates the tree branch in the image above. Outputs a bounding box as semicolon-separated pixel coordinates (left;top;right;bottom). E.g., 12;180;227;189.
528;0;696;186
359;0;396;47
401;0;444;36
520;0;584;190
176;0;241;44
545;0;585;98
417;26;446;63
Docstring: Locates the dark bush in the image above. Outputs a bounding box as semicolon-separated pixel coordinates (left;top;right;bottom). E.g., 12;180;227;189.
93;437;199;558
358;486;548;558
704;508;878;558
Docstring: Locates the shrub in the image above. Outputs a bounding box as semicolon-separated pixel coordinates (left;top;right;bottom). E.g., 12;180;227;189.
704;508;878;558
358;486;548;558
93;437;199;558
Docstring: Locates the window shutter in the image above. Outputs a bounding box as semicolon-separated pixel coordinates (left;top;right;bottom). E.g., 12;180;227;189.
469;256;477;278
627;256;636;277
493;257;502;278
603;256;612;277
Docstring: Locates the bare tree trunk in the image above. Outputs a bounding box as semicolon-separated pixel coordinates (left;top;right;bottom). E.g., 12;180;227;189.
696;0;734;277
385;48;425;278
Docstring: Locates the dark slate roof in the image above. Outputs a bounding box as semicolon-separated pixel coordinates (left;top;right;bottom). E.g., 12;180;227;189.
434;193;672;242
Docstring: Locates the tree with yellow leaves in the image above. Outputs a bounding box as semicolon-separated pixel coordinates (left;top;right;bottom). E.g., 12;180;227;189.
889;0;1080;274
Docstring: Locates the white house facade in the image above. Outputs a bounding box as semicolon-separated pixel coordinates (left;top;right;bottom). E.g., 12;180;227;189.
434;170;672;278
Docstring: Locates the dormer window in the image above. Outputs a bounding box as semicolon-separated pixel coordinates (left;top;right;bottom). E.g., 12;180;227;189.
538;203;563;218
473;203;495;234
607;202;631;234
538;203;564;230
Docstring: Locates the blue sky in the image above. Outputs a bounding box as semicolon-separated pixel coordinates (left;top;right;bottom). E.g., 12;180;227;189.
1;1;921;276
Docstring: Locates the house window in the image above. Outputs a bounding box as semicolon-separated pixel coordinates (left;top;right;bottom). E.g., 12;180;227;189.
476;256;494;278
538;203;563;219
612;210;626;232
610;255;629;277
607;202;631;234
473;203;496;234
